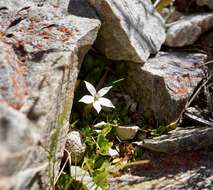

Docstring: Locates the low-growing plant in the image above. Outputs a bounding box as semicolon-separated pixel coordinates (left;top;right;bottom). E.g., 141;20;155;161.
82;122;116;190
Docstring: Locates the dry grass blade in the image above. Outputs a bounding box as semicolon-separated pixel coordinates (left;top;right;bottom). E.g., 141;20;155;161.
54;149;71;186
185;108;213;127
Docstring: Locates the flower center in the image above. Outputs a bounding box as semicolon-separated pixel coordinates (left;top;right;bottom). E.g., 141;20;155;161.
94;95;99;102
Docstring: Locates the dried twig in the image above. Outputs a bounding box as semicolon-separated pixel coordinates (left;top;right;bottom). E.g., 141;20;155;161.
178;75;211;123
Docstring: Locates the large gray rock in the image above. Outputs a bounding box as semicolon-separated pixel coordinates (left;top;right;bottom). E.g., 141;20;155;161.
127;52;206;123
88;0;166;63
0;103;47;190
196;0;213;10
116;146;213;190
141;126;213;153
166;13;213;47
0;104;40;177
0;0;100;189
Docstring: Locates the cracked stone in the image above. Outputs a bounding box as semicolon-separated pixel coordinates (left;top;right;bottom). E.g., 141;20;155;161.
88;0;166;63
127;51;206;123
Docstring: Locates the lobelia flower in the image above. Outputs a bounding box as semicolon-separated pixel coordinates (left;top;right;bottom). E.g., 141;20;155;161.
79;81;115;113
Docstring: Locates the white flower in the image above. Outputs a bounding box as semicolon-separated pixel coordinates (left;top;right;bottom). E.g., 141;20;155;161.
79;81;115;113
93;121;107;128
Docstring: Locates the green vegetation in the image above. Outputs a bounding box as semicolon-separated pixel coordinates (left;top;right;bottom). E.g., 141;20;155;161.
82;123;114;189
56;51;176;189
57;174;87;190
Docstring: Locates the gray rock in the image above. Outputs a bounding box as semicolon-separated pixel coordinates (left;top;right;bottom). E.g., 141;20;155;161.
141;126;213;153
65;131;86;164
166;11;184;24
0;104;46;190
0;163;48;190
166;13;213;47
116;147;213;190
110;175;145;190
118;168;213;190
127;52;206;123
196;31;213;68
88;0;166;63
0;104;40;177
196;0;213;10
15;164;48;190
0;0;100;189
68;0;98;19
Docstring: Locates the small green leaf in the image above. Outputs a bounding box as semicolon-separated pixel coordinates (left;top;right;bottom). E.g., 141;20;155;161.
84;157;94;174
151;121;177;136
97;134;113;156
100;124;113;137
155;0;172;12
92;161;110;190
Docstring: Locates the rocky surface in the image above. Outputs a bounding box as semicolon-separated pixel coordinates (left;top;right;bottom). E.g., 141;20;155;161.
140;126;213;153
0;104;40;177
110;175;145;190
0;0;100;189
196;0;213;10
0;1;212;190
115;147;213;190
166;13;213;47
127;51;206;123
65;130;86;164
88;0;166;63
68;0;98;19
166;11;184;24
196;31;213;62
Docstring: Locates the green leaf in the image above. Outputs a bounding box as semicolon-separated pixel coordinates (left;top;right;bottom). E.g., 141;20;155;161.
57;174;74;190
94;155;107;169
84;157;94;174
133;146;143;161
92;161;110;190
97;134;112;156
155;0;172;12
151;121;177;136
100;124;113;137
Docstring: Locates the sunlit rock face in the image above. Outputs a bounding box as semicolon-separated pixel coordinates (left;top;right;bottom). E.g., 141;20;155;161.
127;51;206;123
166;13;213;47
0;0;100;189
142;126;213;153
88;0;166;63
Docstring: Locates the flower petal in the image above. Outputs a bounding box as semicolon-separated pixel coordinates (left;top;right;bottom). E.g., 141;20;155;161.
94;121;107;128
108;148;119;157
79;95;94;104
98;97;115;108
84;81;96;96
97;86;112;97
93;101;102;113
